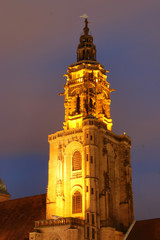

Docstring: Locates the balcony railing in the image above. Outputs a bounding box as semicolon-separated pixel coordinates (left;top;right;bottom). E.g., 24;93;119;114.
35;217;85;228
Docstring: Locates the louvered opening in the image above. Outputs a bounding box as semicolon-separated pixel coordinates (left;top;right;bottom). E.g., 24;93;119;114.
72;191;82;213
72;151;82;171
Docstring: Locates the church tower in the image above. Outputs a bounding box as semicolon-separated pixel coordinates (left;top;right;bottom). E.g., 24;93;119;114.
63;19;113;132
31;18;134;240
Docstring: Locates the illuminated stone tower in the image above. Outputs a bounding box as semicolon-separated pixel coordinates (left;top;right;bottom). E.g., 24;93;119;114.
62;19;113;132
32;18;134;240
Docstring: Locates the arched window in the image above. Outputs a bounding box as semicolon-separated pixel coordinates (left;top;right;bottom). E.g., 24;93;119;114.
87;50;90;60
76;95;80;114
72;151;82;171
72;191;82;213
83;50;85;59
89;97;93;109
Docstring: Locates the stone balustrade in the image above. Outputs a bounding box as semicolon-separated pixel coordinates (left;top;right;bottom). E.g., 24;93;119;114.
35;217;84;228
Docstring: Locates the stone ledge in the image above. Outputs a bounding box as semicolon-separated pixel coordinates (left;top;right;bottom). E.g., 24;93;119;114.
35;217;85;228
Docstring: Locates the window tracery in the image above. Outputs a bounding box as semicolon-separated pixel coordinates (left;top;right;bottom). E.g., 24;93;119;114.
72;191;82;213
72;151;82;171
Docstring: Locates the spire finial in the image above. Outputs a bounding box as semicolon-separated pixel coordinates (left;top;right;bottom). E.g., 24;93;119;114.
80;13;88;19
80;14;89;35
77;14;96;62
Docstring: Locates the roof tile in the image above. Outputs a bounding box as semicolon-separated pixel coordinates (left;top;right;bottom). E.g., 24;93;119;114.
0;194;46;240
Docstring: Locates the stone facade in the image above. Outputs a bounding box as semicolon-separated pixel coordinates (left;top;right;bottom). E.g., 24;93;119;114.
29;18;134;240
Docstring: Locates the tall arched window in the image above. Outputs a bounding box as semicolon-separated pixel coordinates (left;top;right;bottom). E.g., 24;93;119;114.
72;151;82;171
89;97;93;109
72;191;82;213
76;95;80;114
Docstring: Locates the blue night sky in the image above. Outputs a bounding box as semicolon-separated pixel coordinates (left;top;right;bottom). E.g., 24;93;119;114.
0;0;160;220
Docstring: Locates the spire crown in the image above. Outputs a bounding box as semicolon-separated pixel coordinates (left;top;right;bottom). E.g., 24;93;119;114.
77;18;96;62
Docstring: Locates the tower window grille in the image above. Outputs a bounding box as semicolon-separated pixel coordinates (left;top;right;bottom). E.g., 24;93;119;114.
87;213;89;223
72;151;82;171
72;191;82;213
92;228;95;239
76;95;80;114
92;214;95;225
87;226;90;238
86;154;88;161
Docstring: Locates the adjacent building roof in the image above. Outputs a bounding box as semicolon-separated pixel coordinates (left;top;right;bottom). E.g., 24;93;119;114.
125;218;160;240
0;192;160;240
0;193;46;240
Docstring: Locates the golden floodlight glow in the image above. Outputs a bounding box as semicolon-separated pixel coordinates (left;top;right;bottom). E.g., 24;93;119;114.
45;18;134;240
62;62;113;131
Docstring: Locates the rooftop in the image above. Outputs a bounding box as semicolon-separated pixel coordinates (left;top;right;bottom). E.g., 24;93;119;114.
125;218;160;240
0;193;46;240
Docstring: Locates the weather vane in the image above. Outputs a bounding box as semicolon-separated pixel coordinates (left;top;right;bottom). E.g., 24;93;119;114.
80;13;88;19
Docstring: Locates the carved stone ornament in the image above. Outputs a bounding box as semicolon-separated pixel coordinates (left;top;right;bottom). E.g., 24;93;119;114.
56;180;63;197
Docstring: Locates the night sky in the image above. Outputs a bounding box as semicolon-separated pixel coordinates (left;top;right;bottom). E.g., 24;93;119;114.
0;0;160;221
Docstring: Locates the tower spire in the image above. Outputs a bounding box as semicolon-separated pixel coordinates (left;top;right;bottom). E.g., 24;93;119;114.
77;16;96;62
83;18;89;35
46;20;134;240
